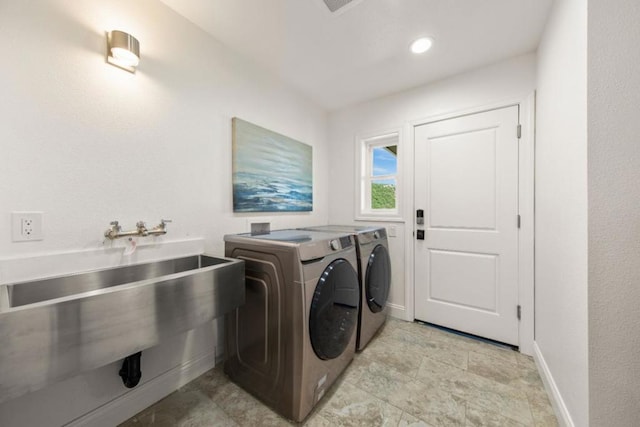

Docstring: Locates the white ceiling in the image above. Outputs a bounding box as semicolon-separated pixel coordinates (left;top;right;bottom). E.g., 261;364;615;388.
159;0;554;111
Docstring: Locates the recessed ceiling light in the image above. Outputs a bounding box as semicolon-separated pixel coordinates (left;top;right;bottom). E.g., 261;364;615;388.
410;37;433;54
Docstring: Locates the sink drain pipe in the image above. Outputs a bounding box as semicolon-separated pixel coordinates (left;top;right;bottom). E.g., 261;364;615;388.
119;352;142;388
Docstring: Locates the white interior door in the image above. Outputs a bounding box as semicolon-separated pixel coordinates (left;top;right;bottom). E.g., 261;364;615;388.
414;106;519;345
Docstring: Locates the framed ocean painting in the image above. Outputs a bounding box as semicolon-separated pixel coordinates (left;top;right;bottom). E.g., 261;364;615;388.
232;118;313;212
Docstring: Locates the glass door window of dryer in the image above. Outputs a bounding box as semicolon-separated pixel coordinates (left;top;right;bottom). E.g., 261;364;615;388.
309;259;360;360
365;245;391;313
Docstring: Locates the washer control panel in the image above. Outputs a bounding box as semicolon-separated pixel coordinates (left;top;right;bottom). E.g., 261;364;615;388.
329;236;353;251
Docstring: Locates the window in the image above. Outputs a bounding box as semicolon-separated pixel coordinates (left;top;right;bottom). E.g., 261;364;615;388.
356;131;401;220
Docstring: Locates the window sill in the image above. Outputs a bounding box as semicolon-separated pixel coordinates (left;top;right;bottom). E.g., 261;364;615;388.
354;215;405;223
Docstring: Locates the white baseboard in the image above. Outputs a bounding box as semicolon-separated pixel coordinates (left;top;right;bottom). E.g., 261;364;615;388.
66;350;217;427
387;303;411;321
532;342;575;427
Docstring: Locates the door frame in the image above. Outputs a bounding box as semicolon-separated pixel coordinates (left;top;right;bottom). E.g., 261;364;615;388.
402;93;535;355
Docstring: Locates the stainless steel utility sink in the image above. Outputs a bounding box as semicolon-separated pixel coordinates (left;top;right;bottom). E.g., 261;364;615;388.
0;255;244;404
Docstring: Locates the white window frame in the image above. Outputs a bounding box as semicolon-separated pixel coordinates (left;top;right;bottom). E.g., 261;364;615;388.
355;129;403;222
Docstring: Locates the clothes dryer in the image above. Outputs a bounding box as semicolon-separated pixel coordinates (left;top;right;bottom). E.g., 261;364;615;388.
223;229;360;422
299;225;391;351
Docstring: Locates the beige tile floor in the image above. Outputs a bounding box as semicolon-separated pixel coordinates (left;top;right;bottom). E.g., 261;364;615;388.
121;319;558;427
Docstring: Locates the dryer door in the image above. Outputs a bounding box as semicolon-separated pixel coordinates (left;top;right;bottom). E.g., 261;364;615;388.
365;245;391;313
309;259;359;360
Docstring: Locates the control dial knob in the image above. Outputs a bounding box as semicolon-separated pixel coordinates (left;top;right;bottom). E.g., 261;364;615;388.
330;239;341;251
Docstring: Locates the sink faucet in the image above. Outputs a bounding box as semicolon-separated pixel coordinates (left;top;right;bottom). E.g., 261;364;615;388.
136;221;148;237
105;220;148;240
104;219;171;240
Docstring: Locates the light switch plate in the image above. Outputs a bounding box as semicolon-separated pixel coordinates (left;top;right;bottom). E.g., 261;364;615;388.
12;211;43;242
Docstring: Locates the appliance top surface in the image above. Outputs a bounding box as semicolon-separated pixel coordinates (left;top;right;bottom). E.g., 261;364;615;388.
224;229;350;246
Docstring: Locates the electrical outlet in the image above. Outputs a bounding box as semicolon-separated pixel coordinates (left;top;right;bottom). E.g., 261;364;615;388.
12;212;43;242
22;218;34;236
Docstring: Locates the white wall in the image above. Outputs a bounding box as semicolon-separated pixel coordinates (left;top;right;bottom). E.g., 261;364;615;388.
534;0;588;425
588;0;640;425
327;54;536;320
0;0;328;425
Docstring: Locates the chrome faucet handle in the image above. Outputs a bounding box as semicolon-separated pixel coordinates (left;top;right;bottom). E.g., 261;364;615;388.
161;219;172;224
110;220;120;228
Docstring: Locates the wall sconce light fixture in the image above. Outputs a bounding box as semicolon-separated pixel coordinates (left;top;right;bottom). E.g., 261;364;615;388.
107;30;140;73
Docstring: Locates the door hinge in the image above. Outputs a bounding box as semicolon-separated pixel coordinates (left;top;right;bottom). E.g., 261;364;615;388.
517;305;522;321
517;214;521;228
517;124;522;139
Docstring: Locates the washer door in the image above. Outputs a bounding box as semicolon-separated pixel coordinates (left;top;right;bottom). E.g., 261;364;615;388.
309;258;359;360
365;244;391;313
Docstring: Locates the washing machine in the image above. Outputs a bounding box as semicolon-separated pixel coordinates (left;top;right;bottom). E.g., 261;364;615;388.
223;229;360;422
299;225;391;351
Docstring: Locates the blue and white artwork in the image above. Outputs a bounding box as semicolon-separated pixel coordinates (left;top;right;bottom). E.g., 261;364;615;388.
232;118;313;212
